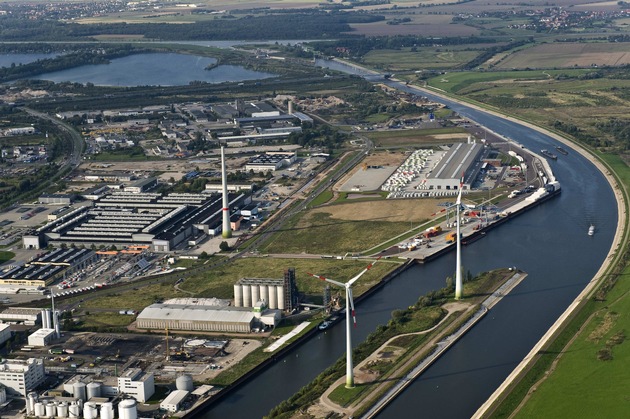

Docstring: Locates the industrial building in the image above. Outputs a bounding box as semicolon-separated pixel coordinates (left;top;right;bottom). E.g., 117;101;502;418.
124;177;158;194
28;328;56;347
136;302;280;333
0;248;97;287
38;194;74;205
22;191;249;252
234;268;299;311
0;307;41;325
245;151;297;173
420;142;485;191
160;389;188;412
63;369;155;403
0;324;11;346
0;358;45;396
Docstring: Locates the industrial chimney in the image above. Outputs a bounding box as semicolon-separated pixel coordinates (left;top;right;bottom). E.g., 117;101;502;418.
221;146;232;238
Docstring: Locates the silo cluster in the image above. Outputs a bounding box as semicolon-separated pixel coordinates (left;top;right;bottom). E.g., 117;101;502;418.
28;397;136;419
233;279;286;310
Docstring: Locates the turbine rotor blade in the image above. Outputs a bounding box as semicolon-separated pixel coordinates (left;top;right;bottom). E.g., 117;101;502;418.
347;256;381;286
347;288;356;327
306;272;344;288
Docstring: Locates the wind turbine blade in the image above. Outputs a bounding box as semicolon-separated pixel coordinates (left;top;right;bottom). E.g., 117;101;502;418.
347;256;381;286
306;272;345;288
347;288;356;327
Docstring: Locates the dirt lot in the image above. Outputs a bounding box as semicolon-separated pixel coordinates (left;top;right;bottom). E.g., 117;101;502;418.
312;197;444;223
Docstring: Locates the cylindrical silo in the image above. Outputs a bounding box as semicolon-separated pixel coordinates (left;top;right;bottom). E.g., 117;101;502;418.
267;285;277;309
46;402;57;418
176;374;194;392
118;399;137;419
73;381;87;401
57;401;69;418
251;284;260;306
100;402;114;419
87;382;102;399
277;285;285;310
233;284;242;307
83;402;98;419
69;403;80;418
242;284;251;307
27;392;38;415
34;402;45;417
41;309;52;329
260;284;269;305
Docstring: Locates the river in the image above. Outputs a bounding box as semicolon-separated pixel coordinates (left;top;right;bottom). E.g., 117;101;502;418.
198;62;617;418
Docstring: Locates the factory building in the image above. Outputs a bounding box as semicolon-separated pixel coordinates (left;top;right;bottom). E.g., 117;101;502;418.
161;389;189;412
234;268;298;311
62;370;155;403
136;303;280;333
0;307;41;325
245;151;297;173
124;177;158;194
0;358;45;396
0;324;11;346
0;248;97;287
38;194;74;205
204;182;254;193
27;328;56;347
23;191;249;252
118;369;155;402
420;142;485;191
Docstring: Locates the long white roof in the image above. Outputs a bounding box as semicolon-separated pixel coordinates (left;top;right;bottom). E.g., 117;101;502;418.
137;304;254;324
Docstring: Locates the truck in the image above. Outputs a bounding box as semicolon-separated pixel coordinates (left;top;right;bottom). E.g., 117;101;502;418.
424;225;443;238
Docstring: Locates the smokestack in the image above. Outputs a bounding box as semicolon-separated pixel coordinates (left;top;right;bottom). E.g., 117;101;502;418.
288;101;294;115
221;146;232;239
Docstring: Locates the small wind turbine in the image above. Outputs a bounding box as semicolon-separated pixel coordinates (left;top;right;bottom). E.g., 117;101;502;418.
307;257;381;388
455;174;464;300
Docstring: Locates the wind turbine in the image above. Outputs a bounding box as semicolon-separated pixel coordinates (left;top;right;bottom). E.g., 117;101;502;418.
455;174;464;300
307;257;381;388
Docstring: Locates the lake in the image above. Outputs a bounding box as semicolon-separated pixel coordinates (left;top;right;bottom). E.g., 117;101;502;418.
0;53;58;68
31;53;276;86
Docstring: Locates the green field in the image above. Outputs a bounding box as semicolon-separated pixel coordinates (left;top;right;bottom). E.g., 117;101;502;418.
362;48;479;72
364;127;468;147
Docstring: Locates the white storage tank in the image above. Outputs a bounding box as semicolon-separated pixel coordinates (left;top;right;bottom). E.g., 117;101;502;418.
267;285;277;309
87;382;102;399
118;399;138;419
277;285;285;310
57;401;69;418
176;374;194;392
46;402;57;418
242;284;251;307
73;381;87;401
100;402;114;419
250;285;260;307
233;284;242;307
69;403;81;418
34;402;45;417
27;392;38;415
260;285;269;305
84;401;98;419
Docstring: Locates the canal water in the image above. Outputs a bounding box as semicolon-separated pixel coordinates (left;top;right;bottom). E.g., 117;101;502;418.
200;65;618;417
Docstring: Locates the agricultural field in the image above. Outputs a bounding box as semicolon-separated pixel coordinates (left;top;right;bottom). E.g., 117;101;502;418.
496;42;630;69
362;48;480;71
348;14;479;37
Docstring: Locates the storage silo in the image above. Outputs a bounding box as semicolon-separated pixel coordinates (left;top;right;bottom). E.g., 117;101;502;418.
69;403;81;418
277;285;285;310
267;285;277;309
87;382;102;399
46;402;57;418
260;284;269;305
233;284;242;307
242;284;251;307
34;402;45;417
251;285;260;306
73;381;87;401
83;402;98;419
100;402;114;419
57;401;69;418
27;392;38;415
176;374;194;392
41;309;52;329
118;399;138;419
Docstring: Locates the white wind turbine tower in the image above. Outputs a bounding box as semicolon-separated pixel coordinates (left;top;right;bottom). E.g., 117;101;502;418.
455;175;464;300
308;257;380;388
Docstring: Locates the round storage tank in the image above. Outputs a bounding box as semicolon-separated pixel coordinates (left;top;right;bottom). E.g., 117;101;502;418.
27;392;38;415
73;381;87;401
34;402;45;417
118;399;137;419
267;285;277;309
277;285;285;310
69;403;81;418
83;402;98;419
176;374;194;392
242;285;251;307
87;382;102;399
46;402;57;418
251;285;260;306
260;285;269;305
233;284;242;307
100;402;114;419
57;401;69;418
